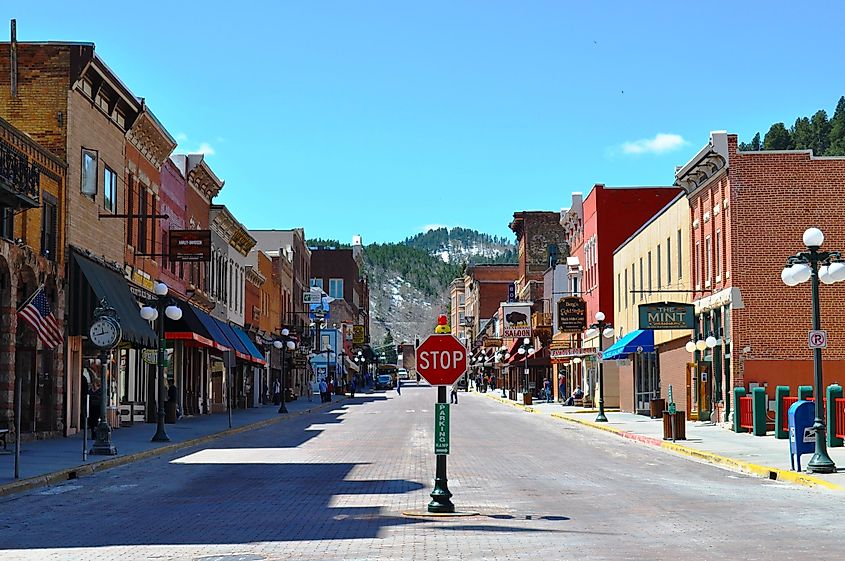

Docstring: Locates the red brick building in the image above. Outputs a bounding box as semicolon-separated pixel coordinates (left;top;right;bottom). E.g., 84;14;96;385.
676;131;845;425
561;184;682;407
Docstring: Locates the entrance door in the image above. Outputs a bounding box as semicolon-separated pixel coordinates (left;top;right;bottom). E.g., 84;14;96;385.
634;353;660;415
686;363;698;420
698;364;712;422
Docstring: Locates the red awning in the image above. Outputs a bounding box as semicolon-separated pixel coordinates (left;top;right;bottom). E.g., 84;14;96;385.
166;331;224;351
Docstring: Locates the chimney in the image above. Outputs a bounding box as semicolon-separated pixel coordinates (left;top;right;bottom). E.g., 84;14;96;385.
10;19;17;97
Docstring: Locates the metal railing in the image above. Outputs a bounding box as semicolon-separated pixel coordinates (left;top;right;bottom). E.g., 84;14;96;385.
0;139;40;207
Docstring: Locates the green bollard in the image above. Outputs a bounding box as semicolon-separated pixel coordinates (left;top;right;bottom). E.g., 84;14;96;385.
751;387;767;436
798;385;813;400
733;387;747;433
774;386;790;439
826;384;843;448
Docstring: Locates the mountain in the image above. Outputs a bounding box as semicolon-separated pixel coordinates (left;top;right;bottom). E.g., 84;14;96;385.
307;228;516;348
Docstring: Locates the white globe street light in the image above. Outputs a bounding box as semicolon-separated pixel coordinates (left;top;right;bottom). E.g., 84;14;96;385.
154;282;168;297
695;339;707;352
792;263;812;284
273;340;284;350
829;261;845;282
819;265;835;285
803;227;824;248
685;341;696;353
140;306;156;321
705;335;718;348
165;305;182;321
602;327;615;339
595;311;605;322
781;266;801;286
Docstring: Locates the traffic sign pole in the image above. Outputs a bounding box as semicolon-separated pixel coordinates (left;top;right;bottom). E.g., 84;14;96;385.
428;385;455;513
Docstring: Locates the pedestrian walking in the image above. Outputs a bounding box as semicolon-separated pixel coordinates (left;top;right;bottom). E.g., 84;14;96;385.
396;377;401;395
273;379;281;405
350;377;357;398
543;378;552;403
319;378;328;403
450;385;458;404
558;374;566;404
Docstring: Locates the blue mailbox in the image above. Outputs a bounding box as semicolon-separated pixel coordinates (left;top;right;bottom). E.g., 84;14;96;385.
788;400;816;471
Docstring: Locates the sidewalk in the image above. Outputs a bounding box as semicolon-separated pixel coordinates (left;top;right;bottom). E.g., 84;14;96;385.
478;391;845;490
0;395;344;496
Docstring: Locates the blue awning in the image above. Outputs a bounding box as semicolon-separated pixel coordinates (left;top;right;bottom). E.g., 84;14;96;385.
602;329;655;361
191;306;233;352
229;324;267;365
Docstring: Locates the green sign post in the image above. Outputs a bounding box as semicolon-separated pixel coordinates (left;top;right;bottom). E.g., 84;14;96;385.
435;403;450;455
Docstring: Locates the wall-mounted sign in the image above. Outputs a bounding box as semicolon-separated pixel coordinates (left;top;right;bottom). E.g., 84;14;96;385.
638;302;695;330
168;229;211;262
558;297;587;333
353;325;365;344
483;337;503;348
502;303;531;338
507;283;516;303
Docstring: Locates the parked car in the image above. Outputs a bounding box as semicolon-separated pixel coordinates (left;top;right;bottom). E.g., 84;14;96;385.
397;368;409;379
375;374;394;390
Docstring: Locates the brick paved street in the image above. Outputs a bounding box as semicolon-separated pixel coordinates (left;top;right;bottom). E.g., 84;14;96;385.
1;383;843;561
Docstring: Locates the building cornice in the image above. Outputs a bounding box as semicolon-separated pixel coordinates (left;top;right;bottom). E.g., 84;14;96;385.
126;109;177;170
674;131;729;196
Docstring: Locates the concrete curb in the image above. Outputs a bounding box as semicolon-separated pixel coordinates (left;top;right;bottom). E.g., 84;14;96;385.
0;399;345;498
549;412;845;491
479;391;843;491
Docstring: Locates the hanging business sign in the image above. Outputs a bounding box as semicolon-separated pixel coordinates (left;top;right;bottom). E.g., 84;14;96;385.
507;283;516;302
168;229;211;262
557;297;587;333
638;302;695;330
483;337;503;348
353;325;365;344
502;303;531;338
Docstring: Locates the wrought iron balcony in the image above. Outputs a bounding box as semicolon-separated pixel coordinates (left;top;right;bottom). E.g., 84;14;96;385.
0;139;40;210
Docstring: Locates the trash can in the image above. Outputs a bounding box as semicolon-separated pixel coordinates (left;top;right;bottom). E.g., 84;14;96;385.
508;389;517;401
523;393;533;406
650;398;666;419
662;411;686;440
165;401;177;424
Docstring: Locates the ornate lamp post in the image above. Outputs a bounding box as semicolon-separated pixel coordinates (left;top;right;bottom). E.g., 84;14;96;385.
781;227;845;474
517;337;535;402
140;282;182;442
591;311;615;423
274;328;297;414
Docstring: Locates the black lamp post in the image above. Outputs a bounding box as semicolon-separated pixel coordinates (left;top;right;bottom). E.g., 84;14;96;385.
462;315;474;391
590;311;615;423
274;328;296;414
140;281;182;442
517;337;535;400
496;345;508;397
781;226;844;474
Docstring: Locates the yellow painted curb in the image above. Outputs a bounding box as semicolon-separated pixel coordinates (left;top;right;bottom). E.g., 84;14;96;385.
0;400;343;498
548;412;845;491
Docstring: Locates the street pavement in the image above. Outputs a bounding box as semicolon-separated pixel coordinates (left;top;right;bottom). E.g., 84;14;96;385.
1;383;844;561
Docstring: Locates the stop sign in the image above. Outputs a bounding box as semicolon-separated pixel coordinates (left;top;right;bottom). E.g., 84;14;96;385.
415;334;467;386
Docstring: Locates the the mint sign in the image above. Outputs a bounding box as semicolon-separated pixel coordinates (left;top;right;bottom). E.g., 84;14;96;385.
638;303;695;330
434;403;450;455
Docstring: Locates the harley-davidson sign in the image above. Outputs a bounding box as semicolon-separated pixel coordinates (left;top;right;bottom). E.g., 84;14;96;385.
168;229;211;262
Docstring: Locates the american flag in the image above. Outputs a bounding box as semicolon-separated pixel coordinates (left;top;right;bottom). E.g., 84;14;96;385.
17;285;63;349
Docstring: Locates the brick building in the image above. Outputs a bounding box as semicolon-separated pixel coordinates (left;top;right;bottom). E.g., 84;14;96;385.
0;116;66;437
560;184;682;408
675;131;845;426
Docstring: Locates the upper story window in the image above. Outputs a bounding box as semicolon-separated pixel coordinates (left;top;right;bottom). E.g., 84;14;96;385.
41;194;57;261
103;166;117;213
95;91;110;113
329;278;344;299
113;110;125;129
81;149;98;197
310;278;324;290
81;79;93;98
715;230;722;279
0;207;14;240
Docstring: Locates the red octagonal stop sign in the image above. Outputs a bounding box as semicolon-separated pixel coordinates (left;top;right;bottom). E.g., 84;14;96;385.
415;334;467;386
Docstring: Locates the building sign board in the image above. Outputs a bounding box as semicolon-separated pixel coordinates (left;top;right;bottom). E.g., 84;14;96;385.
502;303;532;338
638;302;695;330
557;297;587;333
434;403;450;455
483;337;503;348
168;229;211;262
507;282;516;302
353;325;366;344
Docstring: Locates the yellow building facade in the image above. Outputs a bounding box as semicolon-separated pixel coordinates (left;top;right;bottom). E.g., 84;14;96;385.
612;193;693;415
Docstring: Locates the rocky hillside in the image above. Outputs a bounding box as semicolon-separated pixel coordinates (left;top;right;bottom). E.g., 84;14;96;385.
308;228;516;348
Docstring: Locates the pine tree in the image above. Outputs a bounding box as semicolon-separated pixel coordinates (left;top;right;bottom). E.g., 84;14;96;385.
751;132;761;150
383;331;398;365
827;96;845;155
810;110;831;156
791;117;813;150
763;123;792;150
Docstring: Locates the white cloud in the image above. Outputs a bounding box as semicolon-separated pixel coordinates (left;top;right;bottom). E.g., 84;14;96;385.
175;132;188;142
621;133;688;155
194;142;216;156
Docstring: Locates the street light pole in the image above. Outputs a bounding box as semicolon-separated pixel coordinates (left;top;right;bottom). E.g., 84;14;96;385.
275;328;296;414
591;311;614;423
782;227;844;473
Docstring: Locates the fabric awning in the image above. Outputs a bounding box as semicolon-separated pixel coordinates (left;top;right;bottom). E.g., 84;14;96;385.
602;329;655;361
345;356;359;373
165;302;221;351
191;307;233;353
69;251;156;348
229;324;267;365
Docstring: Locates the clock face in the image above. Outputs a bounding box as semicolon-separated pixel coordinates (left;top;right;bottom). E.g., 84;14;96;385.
89;317;121;349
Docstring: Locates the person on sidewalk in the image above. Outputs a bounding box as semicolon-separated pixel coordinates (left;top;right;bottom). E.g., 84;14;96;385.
450;385;458;404
273;380;281;405
396;377;401;396
558;374;566;404
564;386;584;406
327;379;334;402
319;378;328;403
87;377;101;439
543;378;552;403
350;377;357;398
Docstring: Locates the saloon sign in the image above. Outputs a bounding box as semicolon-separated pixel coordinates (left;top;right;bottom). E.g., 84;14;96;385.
557;297;587;333
638;302;695;330
502;303;531;338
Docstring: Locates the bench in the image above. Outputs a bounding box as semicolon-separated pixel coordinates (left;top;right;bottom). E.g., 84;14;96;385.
0;428;8;450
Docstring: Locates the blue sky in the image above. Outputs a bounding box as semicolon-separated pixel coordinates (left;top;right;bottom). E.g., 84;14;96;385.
11;1;845;243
